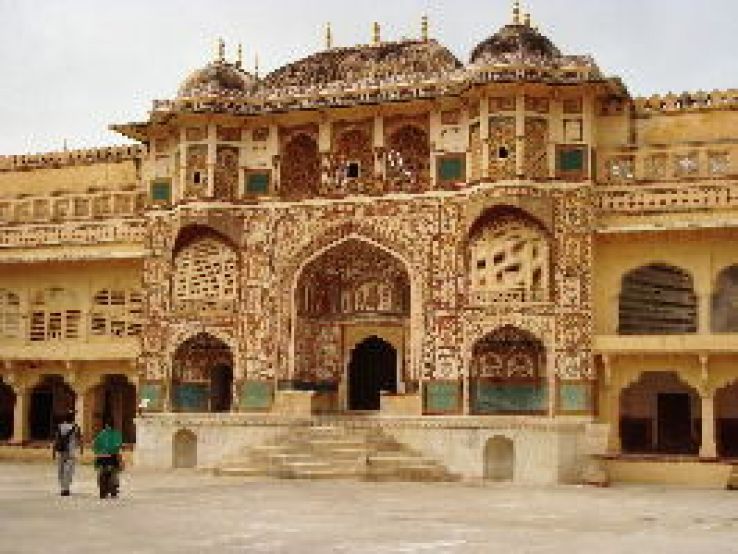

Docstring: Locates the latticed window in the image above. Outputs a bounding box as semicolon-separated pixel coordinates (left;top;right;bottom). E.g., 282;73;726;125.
469;219;549;303
174;237;238;313
29;288;81;341
0;289;20;339
90;289;143;338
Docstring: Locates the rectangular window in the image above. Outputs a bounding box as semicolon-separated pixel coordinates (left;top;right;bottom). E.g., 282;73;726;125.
151;180;172;202
438;155;466;184
245;171;270;195
557;146;588;180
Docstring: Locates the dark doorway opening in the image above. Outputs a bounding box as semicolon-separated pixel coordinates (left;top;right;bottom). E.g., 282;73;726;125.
0;381;15;440
29;376;76;441
94;375;137;444
210;365;233;413
657;393;696;454
348;337;397;411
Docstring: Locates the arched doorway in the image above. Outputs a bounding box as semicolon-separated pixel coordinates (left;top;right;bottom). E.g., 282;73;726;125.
0;380;15;441
716;381;738;458
293;238;411;398
173;429;197;469
91;375;137;443
620;371;700;455
29;376;75;441
172;333;234;412
484;436;514;481
348;337;397;411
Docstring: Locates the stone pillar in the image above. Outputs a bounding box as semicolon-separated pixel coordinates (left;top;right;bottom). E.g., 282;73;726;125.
178;127;187;202
11;386;29;444
603;357;621;454
515;93;525;178
206;122;217;198
699;391;717;459
479;97;489;180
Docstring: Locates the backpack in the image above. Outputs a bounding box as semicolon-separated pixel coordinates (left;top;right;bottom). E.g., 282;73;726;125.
54;424;78;453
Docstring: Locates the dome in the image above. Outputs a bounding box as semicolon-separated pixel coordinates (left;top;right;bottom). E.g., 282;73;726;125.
177;60;256;98
470;23;562;65
262;39;462;91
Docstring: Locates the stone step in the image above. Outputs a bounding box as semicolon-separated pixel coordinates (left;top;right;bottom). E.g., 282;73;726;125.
214;466;267;477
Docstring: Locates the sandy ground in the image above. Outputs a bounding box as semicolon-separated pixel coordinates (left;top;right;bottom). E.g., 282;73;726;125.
1;463;738;553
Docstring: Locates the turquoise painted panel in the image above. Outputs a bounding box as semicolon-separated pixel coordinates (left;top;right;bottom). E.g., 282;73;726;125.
424;381;460;414
139;383;162;411
174;383;209;412
472;381;547;414
151;180;171;201
559;382;589;412
240;381;273;410
246;173;269;194
439;157;464;182
559;148;584;171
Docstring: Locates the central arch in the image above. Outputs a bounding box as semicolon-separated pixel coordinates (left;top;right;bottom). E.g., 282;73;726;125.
348;336;398;411
291;236;411;409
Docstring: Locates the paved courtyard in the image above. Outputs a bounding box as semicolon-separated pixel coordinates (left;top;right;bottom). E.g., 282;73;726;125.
1;463;737;553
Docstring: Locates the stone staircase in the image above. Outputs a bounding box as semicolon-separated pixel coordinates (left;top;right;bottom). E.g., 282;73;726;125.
214;425;457;482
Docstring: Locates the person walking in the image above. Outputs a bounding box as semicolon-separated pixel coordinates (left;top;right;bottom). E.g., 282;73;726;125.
93;419;123;499
51;410;82;497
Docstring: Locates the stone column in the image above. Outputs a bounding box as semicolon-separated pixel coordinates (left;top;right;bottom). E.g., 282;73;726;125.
603;357;621;454
699;391;717;459
178;127;187;202
480;97;490;180
206;122;217;198
11;386;29;444
515;93;525;178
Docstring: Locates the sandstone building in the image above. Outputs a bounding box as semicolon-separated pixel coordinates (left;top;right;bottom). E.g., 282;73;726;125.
1;6;737;485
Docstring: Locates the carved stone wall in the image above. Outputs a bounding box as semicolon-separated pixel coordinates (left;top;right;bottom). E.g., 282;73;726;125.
280;129;320;199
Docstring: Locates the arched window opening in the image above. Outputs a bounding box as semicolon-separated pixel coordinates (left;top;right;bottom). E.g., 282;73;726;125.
470;326;546;414
619;264;697;335
330;129;374;194
468;210;549;305
173;233;238;315
716;381;738;458
0;380;15;441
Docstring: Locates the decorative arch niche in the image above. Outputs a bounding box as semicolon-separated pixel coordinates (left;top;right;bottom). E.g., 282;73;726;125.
470;325;547;414
385;125;430;193
280;132;320;198
467;207;550;305
172;227;239;316
171;333;234;413
292;238;411;392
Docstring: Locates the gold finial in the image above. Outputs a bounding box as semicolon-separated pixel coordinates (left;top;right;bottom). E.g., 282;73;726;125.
512;0;521;24
216;37;225;62
254;52;259;78
326;22;333;49
236;43;243;68
372;21;380;45
421;15;429;41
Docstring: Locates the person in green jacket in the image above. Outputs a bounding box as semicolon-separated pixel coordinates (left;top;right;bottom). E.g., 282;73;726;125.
93;419;123;499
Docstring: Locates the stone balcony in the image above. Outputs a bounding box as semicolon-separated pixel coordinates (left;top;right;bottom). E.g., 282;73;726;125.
594;334;738;354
